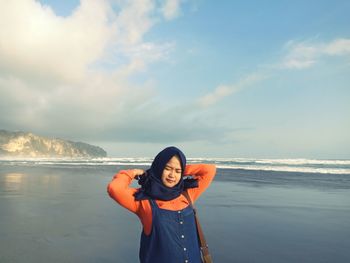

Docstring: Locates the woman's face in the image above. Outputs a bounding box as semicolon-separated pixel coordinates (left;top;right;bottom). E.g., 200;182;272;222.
161;155;182;188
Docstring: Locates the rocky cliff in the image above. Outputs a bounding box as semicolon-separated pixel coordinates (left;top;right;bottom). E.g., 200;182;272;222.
0;130;107;158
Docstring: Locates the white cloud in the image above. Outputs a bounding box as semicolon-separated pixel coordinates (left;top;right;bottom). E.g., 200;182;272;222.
281;38;350;69
114;0;156;45
324;38;350;55
198;84;235;107
119;41;175;65
0;0;113;81
283;59;316;69
196;37;350;108
161;0;182;20
198;73;267;107
0;0;187;142
0;0;178;81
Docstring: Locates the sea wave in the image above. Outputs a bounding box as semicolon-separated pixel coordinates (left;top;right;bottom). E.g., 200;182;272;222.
0;157;349;174
188;158;350;166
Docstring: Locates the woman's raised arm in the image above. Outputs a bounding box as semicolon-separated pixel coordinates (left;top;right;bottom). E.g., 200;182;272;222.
184;164;216;202
107;169;144;213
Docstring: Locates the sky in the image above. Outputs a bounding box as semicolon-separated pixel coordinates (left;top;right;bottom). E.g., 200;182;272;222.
0;0;349;158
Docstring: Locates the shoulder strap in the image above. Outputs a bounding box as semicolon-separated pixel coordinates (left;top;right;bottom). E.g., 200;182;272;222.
182;191;213;263
148;198;156;207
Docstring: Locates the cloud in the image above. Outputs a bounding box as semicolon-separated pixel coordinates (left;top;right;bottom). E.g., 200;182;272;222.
113;0;156;45
324;38;350;55
196;37;350;108
281;38;350;69
283;59;316;69
0;0;177;80
0;0;114;81
161;0;183;20
117;41;175;66
2;0;347;154
197;73;268;107
0;0;187;143
99;104;229;143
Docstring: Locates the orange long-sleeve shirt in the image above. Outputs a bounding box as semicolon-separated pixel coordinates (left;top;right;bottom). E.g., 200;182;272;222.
107;164;216;235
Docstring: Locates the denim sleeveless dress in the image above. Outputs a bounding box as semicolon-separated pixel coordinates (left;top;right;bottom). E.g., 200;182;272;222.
139;199;202;263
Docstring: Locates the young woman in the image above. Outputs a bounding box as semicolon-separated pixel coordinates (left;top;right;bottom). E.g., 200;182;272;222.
107;146;216;263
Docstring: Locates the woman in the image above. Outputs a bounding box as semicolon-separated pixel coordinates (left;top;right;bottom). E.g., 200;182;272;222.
107;146;216;263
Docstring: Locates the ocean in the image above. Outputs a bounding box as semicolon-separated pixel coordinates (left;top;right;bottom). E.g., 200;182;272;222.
1;157;349;174
1;157;350;262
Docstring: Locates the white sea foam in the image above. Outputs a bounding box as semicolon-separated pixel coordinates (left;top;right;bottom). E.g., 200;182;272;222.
1;157;349;174
214;164;350;175
188;157;350;166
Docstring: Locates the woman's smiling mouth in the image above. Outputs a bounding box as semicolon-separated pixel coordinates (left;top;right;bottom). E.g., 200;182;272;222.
166;178;175;183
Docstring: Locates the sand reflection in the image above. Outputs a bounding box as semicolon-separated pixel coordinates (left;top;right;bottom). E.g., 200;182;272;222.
1;173;26;196
41;174;60;187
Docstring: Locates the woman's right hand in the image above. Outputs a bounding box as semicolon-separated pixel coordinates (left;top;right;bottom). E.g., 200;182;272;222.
133;169;145;178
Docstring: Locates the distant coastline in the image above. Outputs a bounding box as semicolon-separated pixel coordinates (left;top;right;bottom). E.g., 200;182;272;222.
0;130;107;158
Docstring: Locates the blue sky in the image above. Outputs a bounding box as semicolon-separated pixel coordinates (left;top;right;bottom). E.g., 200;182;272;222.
0;0;349;158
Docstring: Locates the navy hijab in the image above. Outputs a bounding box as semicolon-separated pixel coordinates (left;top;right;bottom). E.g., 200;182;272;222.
134;146;198;201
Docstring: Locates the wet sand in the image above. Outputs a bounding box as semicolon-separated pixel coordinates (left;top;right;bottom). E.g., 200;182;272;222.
0;165;349;262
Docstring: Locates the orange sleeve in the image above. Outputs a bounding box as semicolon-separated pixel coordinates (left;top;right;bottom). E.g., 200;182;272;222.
185;164;217;203
107;170;153;235
107;169;140;213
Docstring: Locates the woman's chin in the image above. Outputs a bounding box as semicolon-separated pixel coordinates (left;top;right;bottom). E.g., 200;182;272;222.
163;180;176;188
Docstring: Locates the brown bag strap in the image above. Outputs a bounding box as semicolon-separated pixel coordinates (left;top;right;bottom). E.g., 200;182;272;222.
183;191;213;263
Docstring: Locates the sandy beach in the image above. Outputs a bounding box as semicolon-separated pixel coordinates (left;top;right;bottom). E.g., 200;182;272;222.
1;163;350;263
